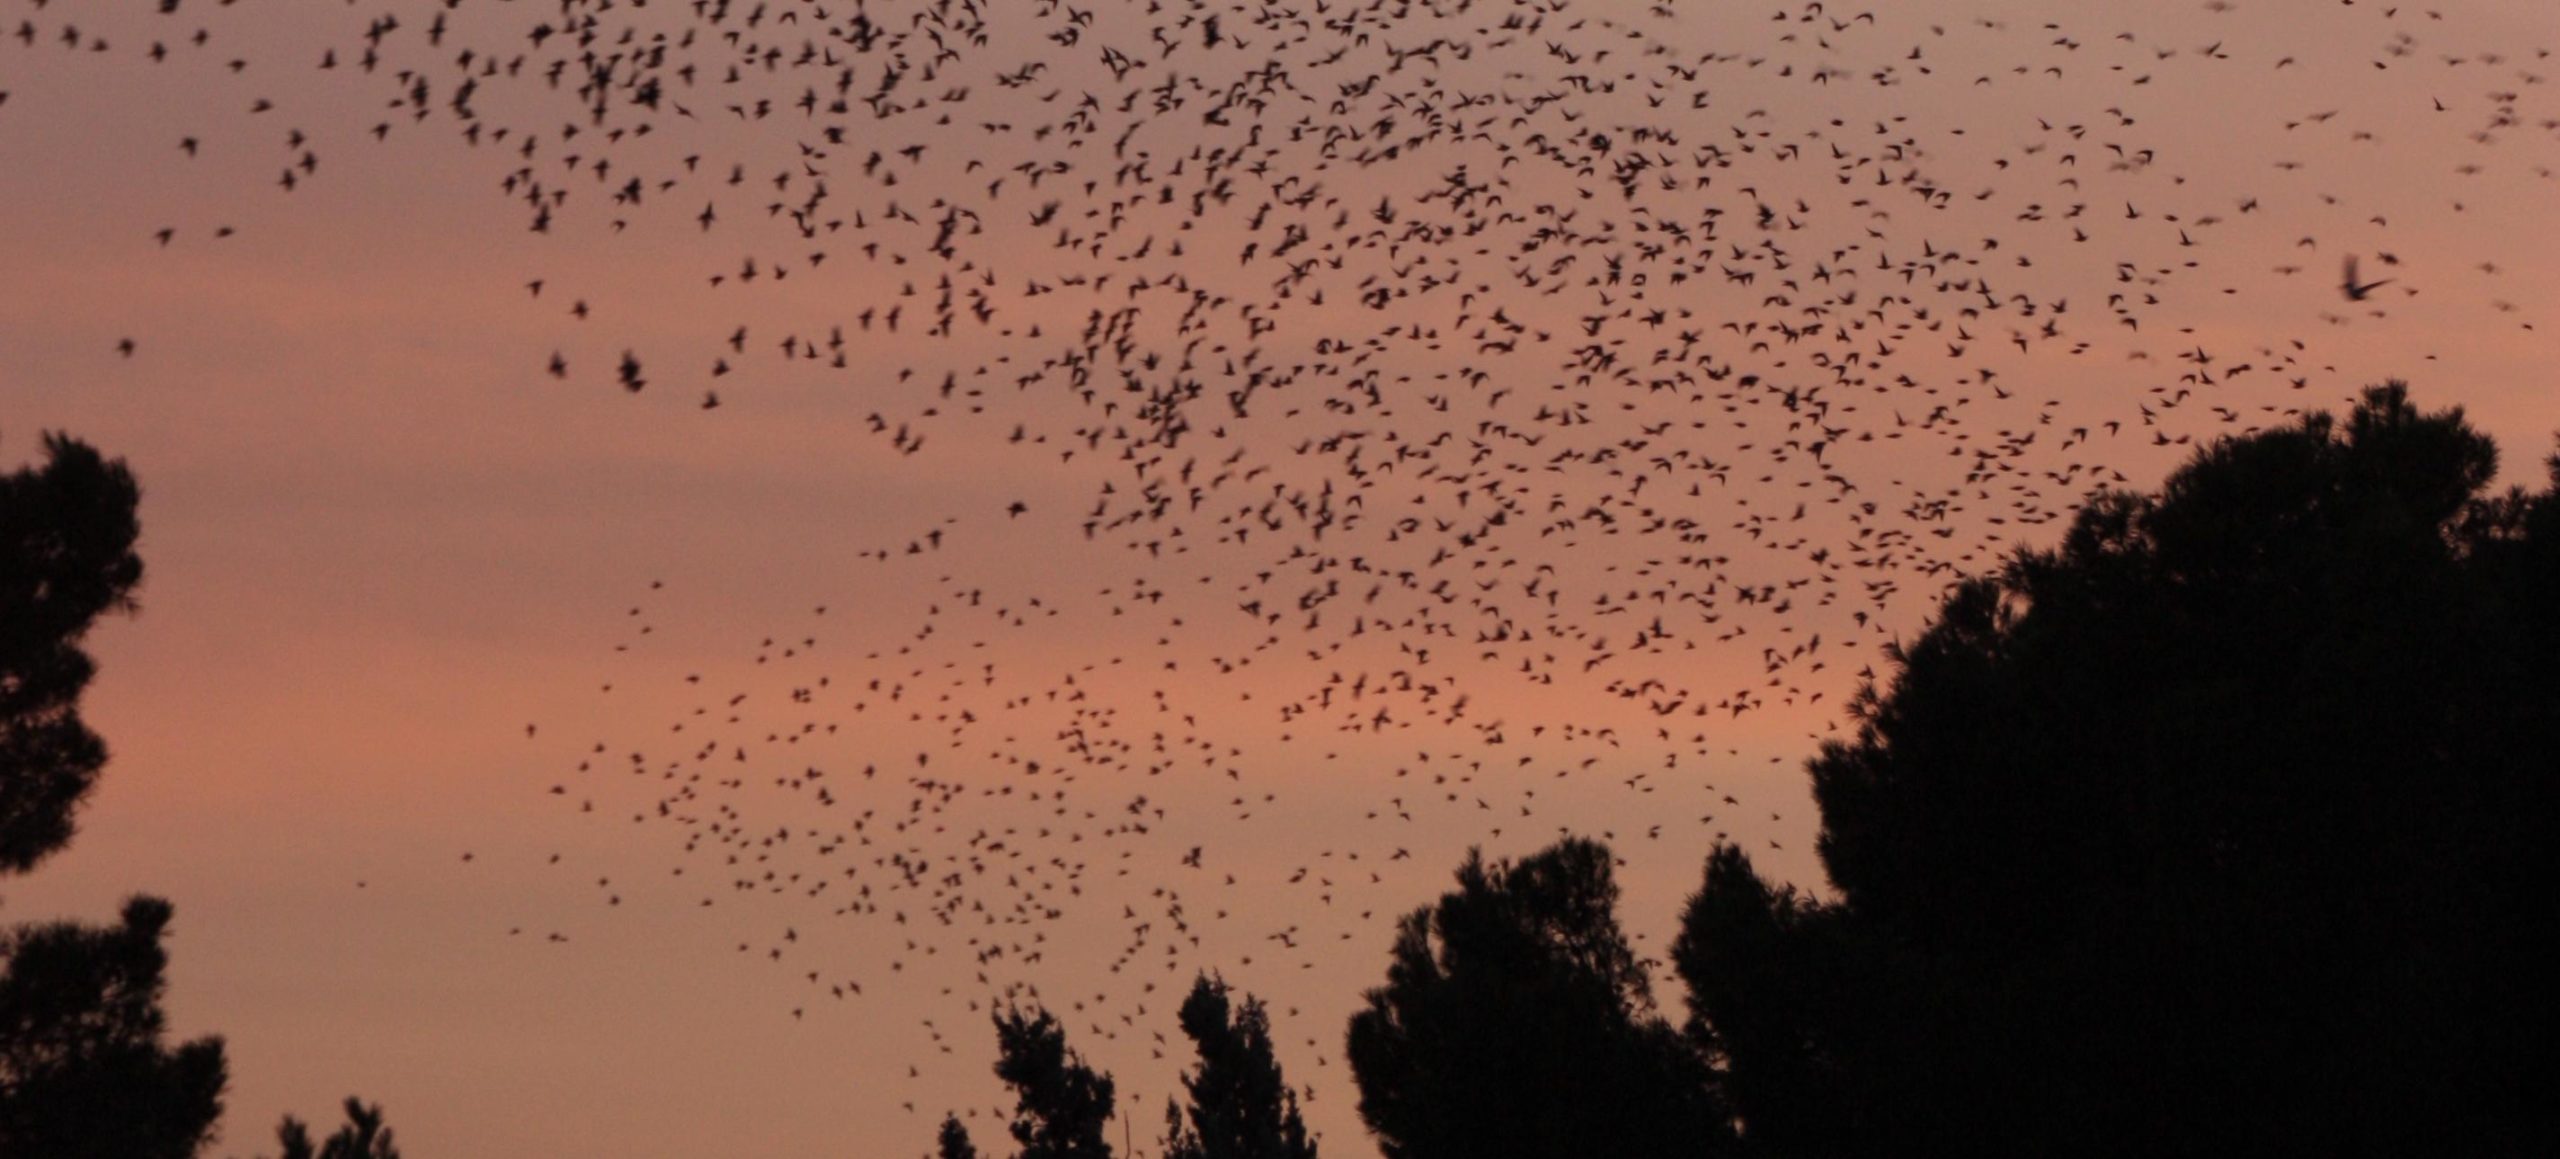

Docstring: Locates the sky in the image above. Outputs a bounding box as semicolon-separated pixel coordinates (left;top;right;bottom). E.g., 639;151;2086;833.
1;0;2554;1155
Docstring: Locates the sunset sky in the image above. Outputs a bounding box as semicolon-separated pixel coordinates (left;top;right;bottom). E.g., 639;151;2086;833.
3;0;2554;1154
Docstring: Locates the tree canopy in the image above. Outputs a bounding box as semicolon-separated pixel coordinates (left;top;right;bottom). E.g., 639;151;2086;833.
1162;973;1316;1159
993;1004;1118;1159
1677;384;2560;1157
0;435;228;1158
0;895;227;1159
272;1097;402;1159
0;432;144;875
936;1113;982;1159
1346;837;1734;1159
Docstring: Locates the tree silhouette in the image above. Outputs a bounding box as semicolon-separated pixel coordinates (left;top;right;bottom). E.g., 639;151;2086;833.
272;1097;401;1159
2;434;411;1157
993;1004;1117;1159
1670;845;1915;1159
1;433;143;874
0;895;227;1158
936;1113;981;1159
1161;973;1316;1159
1676;384;2560;1157
1346;837;1734;1159
0;435;227;1158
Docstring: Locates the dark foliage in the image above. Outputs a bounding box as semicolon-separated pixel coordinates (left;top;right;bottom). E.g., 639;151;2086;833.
1346;837;1735;1159
273;1097;401;1159
0;895;226;1159
936;1114;980;1159
1162;973;1316;1159
994;1004;1117;1159
0;437;224;1157
0;433;144;875
1671;846;1919;1159
0;433;402;1158
1677;384;2560;1157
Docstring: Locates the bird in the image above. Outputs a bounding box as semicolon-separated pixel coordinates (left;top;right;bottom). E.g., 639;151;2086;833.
2341;255;2393;302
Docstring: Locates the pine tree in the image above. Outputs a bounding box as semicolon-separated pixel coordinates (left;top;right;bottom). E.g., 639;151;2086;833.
1162;974;1315;1159
994;1004;1116;1159
935;1113;979;1159
274;1097;401;1159
0;435;224;1158
1347;838;1734;1159
0;896;227;1158
0;433;144;873
1677;385;2560;1157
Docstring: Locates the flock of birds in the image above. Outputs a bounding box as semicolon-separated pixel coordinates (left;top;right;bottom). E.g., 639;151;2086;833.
12;0;2555;1149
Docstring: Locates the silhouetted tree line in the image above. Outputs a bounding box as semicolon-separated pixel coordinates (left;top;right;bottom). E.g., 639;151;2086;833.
936;386;2556;1159
9;388;2546;1157
0;434;396;1158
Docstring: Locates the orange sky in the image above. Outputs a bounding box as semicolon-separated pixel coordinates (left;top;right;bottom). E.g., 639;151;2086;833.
3;1;2555;1155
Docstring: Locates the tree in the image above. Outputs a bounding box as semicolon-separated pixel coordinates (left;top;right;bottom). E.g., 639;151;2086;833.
0;435;226;1158
993;1004;1117;1159
935;1114;980;1159
1670;846;1919;1159
1161;973;1315;1159
3;435;404;1157
273;1097;401;1159
0;432;143;874
0;896;227;1158
1346;837;1734;1159
1677;384;2560;1157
